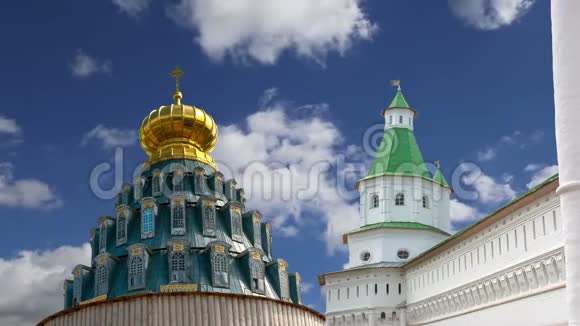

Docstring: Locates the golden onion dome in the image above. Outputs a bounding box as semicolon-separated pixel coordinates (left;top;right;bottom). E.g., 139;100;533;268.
139;68;218;168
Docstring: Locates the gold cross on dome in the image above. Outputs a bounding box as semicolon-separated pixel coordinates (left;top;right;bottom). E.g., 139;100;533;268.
435;160;441;168
169;67;184;92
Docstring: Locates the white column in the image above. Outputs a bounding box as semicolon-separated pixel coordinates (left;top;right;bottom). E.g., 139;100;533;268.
399;308;406;326
552;1;580;325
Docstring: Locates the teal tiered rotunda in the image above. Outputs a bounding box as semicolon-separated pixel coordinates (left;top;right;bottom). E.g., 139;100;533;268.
39;70;324;326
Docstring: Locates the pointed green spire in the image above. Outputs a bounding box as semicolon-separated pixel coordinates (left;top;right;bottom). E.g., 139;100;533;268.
367;128;431;178
388;86;411;109
433;163;450;188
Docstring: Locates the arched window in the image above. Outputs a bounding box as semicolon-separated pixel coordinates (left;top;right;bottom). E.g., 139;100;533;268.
250;259;265;293
152;171;161;195
395;193;405;206
173;170;184;192
231;211;242;241
95;265;108;296
422;196;429;209
170;252;186;283
73;276;81;305
398;283;402;294
371;194;379;209
389;115;393;125
280;268;290;300
380;312;386;320
142;207;154;235
99;223;107;252
409;117;412;126
215;178;223;196
122;188;130;205
212;252;229;287
128;256;144;290
399;115;403;124
254;221;262;249
117;214;126;244
392;311;397;320
134;177;142;201
386;283;390;295
203;205;216;236
171;201;185;234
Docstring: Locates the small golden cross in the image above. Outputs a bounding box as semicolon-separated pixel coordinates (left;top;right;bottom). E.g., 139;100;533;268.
169;66;184;92
435;160;440;168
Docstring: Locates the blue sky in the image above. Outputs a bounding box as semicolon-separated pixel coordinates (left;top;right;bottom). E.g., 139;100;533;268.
0;1;558;324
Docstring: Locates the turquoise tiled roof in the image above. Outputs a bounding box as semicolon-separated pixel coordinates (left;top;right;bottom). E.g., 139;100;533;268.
65;159;302;309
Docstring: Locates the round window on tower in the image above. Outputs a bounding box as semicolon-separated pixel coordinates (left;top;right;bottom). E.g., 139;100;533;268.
360;251;371;263
397;249;410;260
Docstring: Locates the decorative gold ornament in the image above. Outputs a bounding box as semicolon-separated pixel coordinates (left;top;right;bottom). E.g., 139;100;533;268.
160;284;198;293
174;243;184;251
139;68;218;168
252;251;261;260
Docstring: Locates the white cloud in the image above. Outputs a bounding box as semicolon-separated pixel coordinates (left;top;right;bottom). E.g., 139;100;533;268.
0;243;91;326
81;124;137;149
213;89;360;253
524;163;542;172
450;198;482;224
166;0;376;65
70;49;112;78
462;167;516;204
448;0;535;30
0;162;62;209
112;0;151;17
527;164;558;189
0;116;21;135
301;282;314;293
477;147;496;162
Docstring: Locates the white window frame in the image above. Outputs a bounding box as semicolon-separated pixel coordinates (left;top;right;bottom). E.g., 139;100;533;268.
395;193;405;206
203;204;216;237
128;256;145;291
211;250;230;288
170;198;186;235
371;194;379;209
95;264;108;296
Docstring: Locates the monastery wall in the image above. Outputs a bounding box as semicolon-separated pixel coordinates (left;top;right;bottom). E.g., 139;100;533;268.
325;268;406;324
404;189;565;325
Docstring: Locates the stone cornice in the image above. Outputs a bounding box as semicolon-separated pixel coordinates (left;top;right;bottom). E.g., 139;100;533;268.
406;247;565;325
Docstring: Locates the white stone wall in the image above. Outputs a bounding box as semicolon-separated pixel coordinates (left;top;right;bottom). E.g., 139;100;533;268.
359;175;450;233
346;229;448;269
421;287;567;326
325;267;406;326
405;190;565;325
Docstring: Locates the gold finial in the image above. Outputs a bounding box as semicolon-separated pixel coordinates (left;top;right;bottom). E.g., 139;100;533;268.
170;66;184;105
390;80;401;91
435;160;440;168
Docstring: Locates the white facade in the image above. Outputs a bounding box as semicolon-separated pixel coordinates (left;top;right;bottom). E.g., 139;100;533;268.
358;175;451;233
383;108;415;131
322;174;565;326
320;92;566;325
